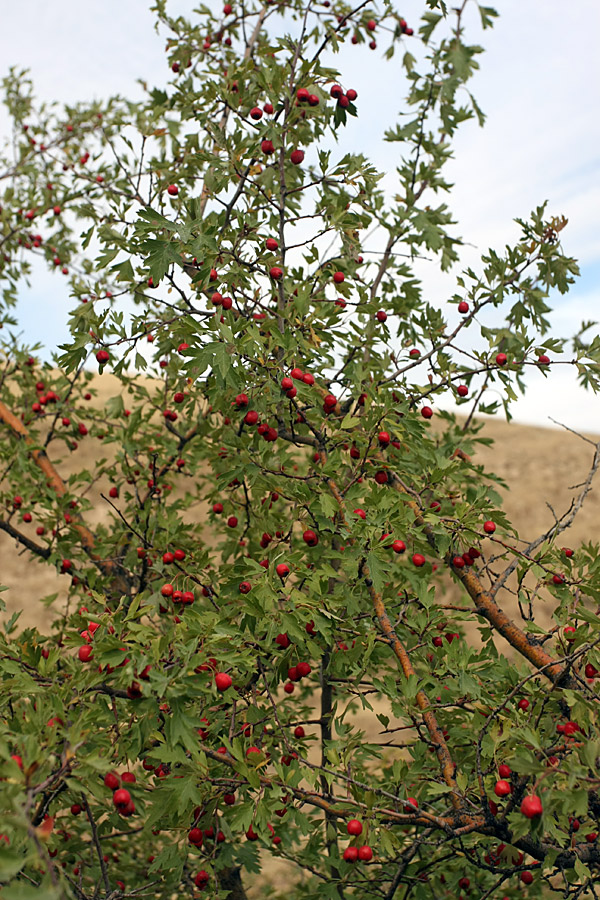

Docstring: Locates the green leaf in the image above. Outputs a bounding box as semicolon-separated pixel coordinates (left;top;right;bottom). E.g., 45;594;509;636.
0;848;27;882
142;238;183;281
365;552;386;593
0;881;60;899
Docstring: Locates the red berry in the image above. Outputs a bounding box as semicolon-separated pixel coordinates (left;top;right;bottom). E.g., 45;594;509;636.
412;553;425;567
195;870;210;887
347;819;363;836
167;184;178;196
215;672;232;691
290;149;305;165
246;746;262;759
343;846;358;863
269;266;283;280
520;795;543;818
498;764;511;778
494;780;511;797
392;540;406;554
294;725;305;738
483;520;496;534
78;645;93;662
276;563;290;579
113;789;131;808
495;352;507;366
302;529;318;546
421;406;433;419
358;845;373;862
458;300;469;313
333;271;344;284
127;681;142;700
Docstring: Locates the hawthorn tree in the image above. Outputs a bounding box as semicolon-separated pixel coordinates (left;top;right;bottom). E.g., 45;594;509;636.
1;1;600;898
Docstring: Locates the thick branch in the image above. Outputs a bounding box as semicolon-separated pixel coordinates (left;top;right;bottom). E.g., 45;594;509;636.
369;585;461;808
0;398;131;597
396;487;578;690
326;478;461;809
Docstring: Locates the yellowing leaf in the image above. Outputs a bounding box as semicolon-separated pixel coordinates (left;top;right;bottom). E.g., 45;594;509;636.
35;816;55;840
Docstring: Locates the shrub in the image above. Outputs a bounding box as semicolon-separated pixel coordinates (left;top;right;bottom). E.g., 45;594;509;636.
0;1;599;898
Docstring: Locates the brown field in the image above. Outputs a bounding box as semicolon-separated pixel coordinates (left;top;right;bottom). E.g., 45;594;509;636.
2;374;598;637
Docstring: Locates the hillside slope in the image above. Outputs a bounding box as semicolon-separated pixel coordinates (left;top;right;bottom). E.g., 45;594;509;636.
1;376;598;636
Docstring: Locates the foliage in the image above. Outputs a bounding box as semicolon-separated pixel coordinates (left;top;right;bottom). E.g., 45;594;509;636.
0;1;599;898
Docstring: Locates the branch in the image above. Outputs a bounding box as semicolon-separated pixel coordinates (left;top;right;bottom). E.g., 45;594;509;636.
82;795;111;894
0;518;51;558
492;431;600;597
198;6;268;218
0;398;131;597
326;478;462;810
394;485;579;690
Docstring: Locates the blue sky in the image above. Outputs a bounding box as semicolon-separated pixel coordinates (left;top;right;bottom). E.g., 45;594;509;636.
1;0;599;431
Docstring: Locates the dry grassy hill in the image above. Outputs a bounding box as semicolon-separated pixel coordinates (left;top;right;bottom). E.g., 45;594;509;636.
1;374;598;635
